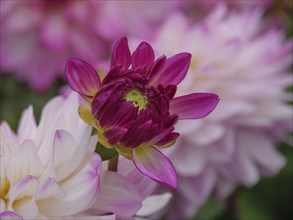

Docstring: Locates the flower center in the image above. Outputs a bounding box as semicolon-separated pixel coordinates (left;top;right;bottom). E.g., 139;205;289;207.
124;88;148;111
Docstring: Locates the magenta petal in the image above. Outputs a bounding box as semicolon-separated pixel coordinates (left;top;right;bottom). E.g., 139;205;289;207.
132;146;177;188
111;37;131;71
170;93;220;120
150;53;191;86
65;58;100;97
132;42;155;68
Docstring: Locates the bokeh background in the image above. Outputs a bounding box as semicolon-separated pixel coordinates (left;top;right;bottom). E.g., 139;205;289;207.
0;1;292;220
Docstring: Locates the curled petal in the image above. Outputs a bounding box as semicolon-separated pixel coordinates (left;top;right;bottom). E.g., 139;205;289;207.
170;93;220;120
132;146;177;188
132;42;155;68
65;58;100;98
150;53;191;86
110;37;131;71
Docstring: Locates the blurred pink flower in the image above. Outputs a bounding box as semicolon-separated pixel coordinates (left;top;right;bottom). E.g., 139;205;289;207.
181;0;272;15
0;0;179;91
0;92;172;219
147;6;292;219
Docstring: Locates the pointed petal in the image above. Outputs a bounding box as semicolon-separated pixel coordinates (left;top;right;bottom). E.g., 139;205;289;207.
132;146;177;188
136;192;172;217
65;58;100;97
132;42;155;68
36;177;66;200
150;53;191;86
92;171;142;217
17;105;37;141
110;37;131;71
170;93;219;120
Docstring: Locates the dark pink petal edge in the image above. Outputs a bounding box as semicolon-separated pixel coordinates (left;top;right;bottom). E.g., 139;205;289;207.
132;42;155;68
65;58;100;97
110;37;131;71
150;53;191;86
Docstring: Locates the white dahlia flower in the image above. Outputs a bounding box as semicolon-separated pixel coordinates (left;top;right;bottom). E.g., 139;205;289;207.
0;93;101;219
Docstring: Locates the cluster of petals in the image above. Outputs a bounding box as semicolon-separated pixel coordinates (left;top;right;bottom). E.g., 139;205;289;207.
149;6;292;219
0;92;171;219
65;37;219;188
0;0;178;90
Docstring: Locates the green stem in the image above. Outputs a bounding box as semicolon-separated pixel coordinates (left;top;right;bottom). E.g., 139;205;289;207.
107;154;119;172
227;193;240;220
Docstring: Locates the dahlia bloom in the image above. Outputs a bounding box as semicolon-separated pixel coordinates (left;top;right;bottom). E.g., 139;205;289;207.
0;93;167;219
149;7;292;218
65;37;219;188
0;0;178;90
0;93;101;218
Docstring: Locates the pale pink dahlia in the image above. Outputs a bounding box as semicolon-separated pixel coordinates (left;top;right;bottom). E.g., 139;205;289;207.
149;7;292;219
0;0;179;91
0;92;170;219
65;37;219;188
0;93;101;219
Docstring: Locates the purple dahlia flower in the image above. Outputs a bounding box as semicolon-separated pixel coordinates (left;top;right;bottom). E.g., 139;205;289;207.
65;38;219;188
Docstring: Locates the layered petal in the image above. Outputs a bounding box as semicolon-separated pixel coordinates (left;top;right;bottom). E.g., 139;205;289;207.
132;146;177;188
92;171;142;217
65;58;100;98
132;42;155;68
37;154;101;217
8;176;39;219
170;93;219;120
6;140;44;186
150;53;191;86
136;192;172;217
110;37;131;71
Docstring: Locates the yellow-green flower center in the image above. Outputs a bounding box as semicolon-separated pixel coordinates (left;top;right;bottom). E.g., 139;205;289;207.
124;88;148;111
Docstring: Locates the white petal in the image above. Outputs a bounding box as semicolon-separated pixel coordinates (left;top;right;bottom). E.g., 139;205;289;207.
8;176;39;219
136;192;172;217
13;197;39;219
91;171;142;218
118;158;157;199
36;177;66;200
37;154;101;217
6;139;43;186
17;106;37;142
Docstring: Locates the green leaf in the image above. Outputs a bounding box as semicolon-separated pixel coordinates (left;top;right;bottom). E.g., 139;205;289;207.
95;141;117;161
